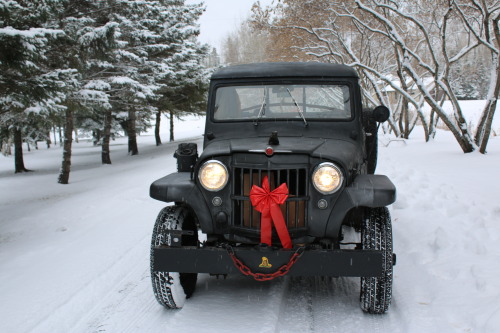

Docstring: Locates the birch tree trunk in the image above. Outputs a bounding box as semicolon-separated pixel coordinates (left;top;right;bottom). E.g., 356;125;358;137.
58;107;74;184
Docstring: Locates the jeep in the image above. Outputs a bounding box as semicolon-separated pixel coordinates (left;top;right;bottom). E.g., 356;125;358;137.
149;62;396;314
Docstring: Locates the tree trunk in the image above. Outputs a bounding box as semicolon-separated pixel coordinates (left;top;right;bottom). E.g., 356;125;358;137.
58;125;63;146
14;128;29;173
2;133;12;156
155;109;162;146
417;111;430;142
102;108;112;164
74;128;79;143
169;110;174;142
53;127;57;147
58;108;74;184
128;110;138;155
429;110;438;139
474;14;500;154
475;53;500;153
396;68;410;139
92;129;101;146
478;95;499;154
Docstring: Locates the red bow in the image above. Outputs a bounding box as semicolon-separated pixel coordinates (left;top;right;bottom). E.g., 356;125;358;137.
249;176;292;249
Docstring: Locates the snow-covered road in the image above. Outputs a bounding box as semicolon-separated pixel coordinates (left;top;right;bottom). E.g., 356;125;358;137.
1;116;499;333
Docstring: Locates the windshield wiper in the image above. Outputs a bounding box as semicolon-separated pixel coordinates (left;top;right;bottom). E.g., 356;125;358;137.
253;88;267;126
286;88;308;127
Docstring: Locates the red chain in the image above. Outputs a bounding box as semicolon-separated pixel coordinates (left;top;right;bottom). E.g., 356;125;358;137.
224;246;305;281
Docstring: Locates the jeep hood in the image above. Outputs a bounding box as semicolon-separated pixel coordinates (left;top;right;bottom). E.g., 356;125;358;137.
199;137;363;171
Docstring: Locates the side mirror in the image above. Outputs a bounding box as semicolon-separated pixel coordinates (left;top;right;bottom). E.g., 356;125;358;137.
373;105;390;123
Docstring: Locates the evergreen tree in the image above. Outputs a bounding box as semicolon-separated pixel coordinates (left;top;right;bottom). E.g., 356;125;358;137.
104;0;207;153
1;0;209;178
0;0;73;173
56;0;118;179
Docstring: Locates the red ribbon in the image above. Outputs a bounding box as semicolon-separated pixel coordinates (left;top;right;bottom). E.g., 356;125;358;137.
249;176;293;249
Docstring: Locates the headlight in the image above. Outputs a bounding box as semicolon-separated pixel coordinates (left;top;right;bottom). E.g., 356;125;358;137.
312;162;343;194
198;160;228;191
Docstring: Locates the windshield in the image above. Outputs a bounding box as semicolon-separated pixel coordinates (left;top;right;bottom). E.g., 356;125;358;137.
214;84;352;121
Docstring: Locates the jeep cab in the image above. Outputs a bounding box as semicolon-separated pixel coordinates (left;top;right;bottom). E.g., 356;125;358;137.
150;62;396;313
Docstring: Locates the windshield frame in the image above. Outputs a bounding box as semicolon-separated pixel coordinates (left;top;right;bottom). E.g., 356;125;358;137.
210;80;355;123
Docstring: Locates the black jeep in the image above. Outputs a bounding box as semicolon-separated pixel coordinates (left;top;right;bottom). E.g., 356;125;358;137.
149;62;396;314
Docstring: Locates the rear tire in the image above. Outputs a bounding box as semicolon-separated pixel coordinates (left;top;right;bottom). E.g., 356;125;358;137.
360;207;393;314
151;205;198;309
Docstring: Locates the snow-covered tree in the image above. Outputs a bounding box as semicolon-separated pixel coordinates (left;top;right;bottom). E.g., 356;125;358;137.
101;0;207;154
150;3;209;144
1;0;209;179
254;0;500;154
452;0;500;153
49;0;119;183
0;0;74;173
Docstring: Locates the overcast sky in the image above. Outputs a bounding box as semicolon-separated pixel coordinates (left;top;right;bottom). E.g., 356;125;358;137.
186;0;274;48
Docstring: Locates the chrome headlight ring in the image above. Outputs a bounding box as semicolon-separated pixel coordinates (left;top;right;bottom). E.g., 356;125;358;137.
198;160;229;191
312;162;343;194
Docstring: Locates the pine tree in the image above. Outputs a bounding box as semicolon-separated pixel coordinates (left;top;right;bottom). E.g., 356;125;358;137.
105;0;208;151
58;0;118;176
0;0;72;173
149;1;209;144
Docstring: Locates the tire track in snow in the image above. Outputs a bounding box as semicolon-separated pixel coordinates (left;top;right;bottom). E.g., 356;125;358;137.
274;276;405;333
158;274;289;333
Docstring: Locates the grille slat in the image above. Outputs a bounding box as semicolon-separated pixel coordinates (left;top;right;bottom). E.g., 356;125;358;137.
233;167;308;234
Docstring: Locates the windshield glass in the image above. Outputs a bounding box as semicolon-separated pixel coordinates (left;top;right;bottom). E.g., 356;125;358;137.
214;84;352;121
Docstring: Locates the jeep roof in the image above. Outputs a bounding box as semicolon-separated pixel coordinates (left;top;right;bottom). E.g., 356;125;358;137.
211;62;359;80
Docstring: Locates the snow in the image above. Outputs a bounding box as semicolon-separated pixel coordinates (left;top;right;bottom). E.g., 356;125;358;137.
1;113;500;332
420;100;500;134
0;26;64;38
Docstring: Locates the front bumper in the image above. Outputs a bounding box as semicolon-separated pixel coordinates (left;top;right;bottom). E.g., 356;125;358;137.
152;246;384;277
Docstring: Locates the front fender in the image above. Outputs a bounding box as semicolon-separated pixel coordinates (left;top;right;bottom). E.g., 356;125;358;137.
150;172;213;234
325;175;396;237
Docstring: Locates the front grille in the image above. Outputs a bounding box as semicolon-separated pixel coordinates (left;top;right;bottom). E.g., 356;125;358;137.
232;167;308;233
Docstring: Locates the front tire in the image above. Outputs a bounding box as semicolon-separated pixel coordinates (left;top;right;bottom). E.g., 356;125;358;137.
151;205;198;309
360;207;393;314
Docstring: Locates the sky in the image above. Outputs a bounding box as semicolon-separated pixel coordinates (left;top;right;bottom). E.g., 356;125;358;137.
186;0;275;48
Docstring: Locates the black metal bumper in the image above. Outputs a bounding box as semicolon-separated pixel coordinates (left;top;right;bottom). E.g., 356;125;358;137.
152;246;384;277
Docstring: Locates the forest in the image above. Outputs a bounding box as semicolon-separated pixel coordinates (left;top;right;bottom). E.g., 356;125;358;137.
0;0;209;182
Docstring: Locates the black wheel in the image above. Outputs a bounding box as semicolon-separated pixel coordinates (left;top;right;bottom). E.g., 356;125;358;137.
360;207;393;314
362;109;378;174
150;205;198;309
